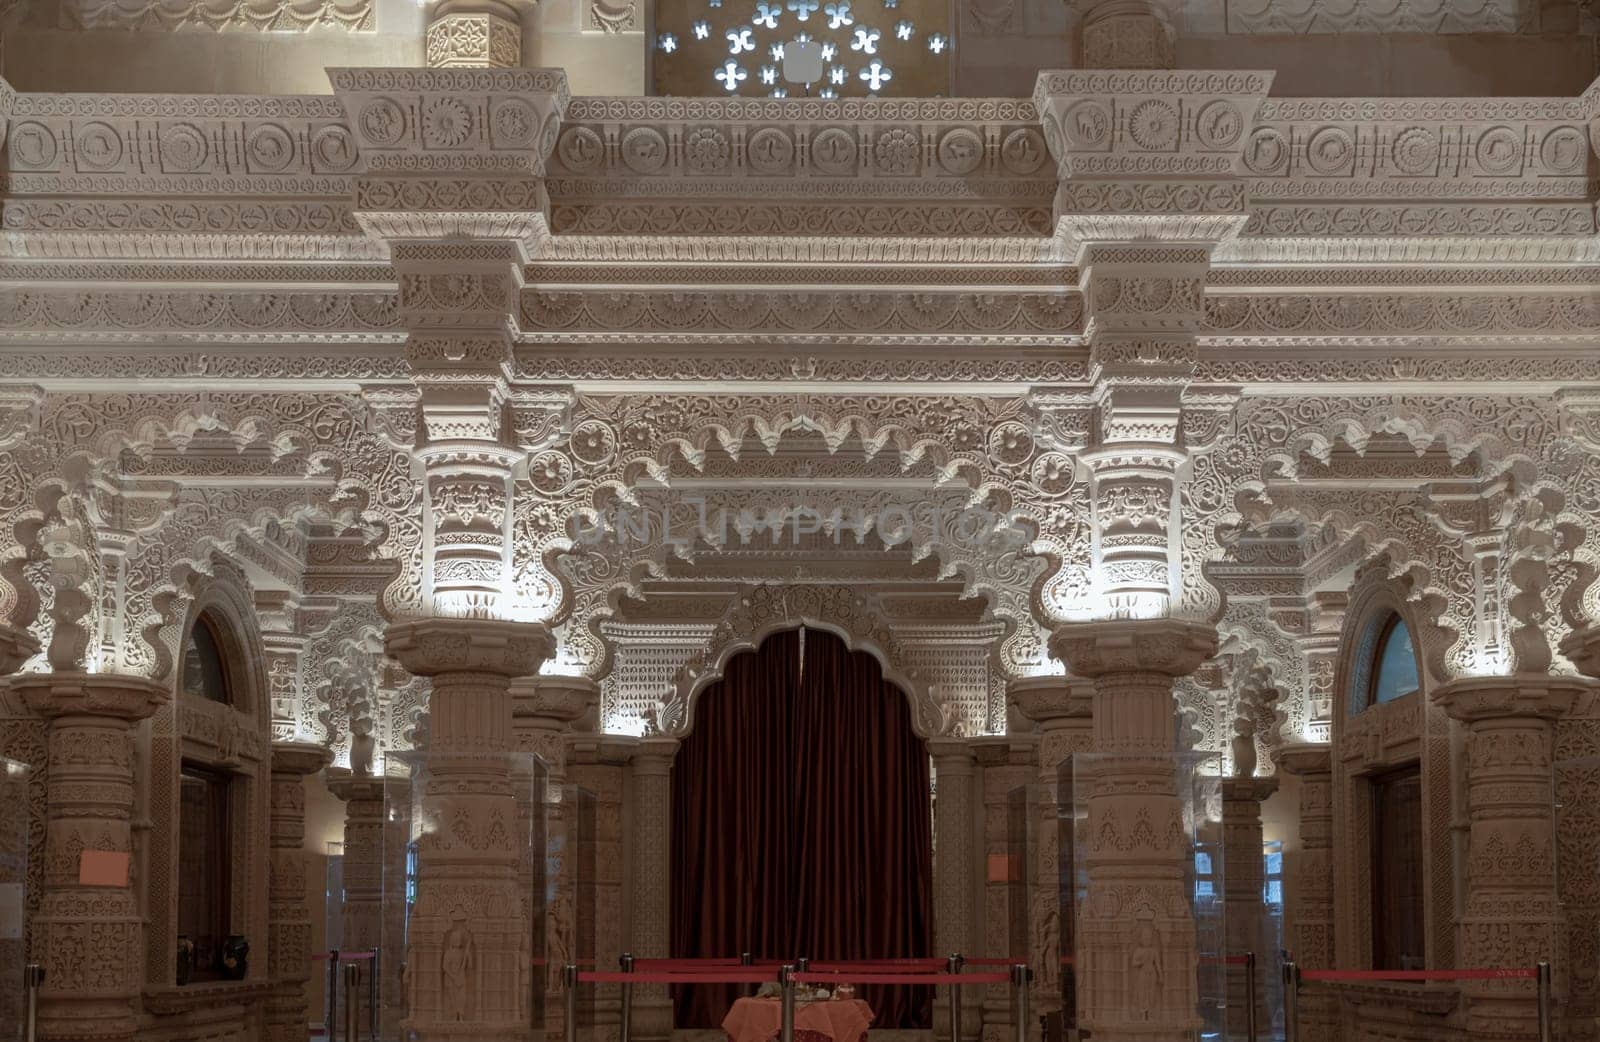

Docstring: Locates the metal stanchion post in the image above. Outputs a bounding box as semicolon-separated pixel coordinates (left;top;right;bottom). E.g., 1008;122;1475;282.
780;964;797;1042
1011;963;1030;1042
329;950;342;1042
564;964;579;1042
742;951;754;998
1537;961;1552;1042
947;953;963;1042
345;961;361;1042
24;963;43;1042
1282;960;1299;1042
620;952;635;1042
1245;952;1257;1042
796;957;809;973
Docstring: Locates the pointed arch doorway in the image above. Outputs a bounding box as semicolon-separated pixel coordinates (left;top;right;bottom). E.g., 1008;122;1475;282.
670;627;934;1030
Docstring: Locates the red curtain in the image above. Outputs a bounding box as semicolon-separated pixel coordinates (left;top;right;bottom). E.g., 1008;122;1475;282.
670;627;934;1030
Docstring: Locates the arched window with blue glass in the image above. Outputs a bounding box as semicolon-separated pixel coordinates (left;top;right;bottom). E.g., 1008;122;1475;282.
1350;610;1421;716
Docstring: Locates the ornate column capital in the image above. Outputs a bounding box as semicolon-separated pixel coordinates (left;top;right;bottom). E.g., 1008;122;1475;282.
1031;69;1274;256
1009;675;1093;724
271;739;332;778
1275;740;1332;778
632;735;680;774
1219;775;1278;804
1049;618;1218;679
1559;625;1600;678
384;617;554;679
514;675;597;743
927;736;977;769
14;672;164;722
1433;674;1591;723
0;622;40;675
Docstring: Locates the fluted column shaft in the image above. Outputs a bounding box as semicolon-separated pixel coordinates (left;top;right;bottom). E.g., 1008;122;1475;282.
514;676;595;1042
387;619;554;1042
16;673;162;1042
1436;676;1587;1039
929;739;978;1042
325;769;387;954
1051;620;1216;1042
266;742;331;1042
1220;776;1276;1040
628;737;678;1042
1277;743;1333;1042
1011;678;1094;1024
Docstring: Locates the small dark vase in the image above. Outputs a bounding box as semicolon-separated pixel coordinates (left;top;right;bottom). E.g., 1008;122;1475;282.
221;935;249;981
175;936;194;986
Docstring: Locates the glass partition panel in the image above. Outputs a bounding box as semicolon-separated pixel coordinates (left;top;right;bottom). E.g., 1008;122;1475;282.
0;758;29;1042
1066;752;1226;1042
381;759;422;1042
1006;785;1033;966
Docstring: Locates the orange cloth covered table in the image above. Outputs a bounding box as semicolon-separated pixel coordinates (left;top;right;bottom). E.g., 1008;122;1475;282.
721;997;874;1042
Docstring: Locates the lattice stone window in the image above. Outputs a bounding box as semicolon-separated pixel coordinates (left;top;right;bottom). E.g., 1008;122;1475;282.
653;0;951;96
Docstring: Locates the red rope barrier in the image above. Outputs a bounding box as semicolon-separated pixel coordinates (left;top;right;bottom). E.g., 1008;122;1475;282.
633;958;748;969
793;972;1007;986
812;966;947;973
579;970;780;985
1302;968;1537;982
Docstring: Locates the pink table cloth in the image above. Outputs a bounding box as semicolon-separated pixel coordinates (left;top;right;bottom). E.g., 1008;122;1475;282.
722;997;874;1042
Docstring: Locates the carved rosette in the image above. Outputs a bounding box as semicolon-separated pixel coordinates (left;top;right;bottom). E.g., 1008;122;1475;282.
1049;619;1216;1042
1434;675;1592;1038
384;617;553;1041
14;673;164;1042
266;741;331;1042
426;8;523;69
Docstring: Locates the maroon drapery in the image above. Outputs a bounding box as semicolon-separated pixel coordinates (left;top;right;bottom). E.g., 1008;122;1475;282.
670;628;934;1030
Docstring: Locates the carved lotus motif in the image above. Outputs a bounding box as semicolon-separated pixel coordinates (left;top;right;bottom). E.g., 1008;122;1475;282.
421;98;474;149
1125;100;1178;151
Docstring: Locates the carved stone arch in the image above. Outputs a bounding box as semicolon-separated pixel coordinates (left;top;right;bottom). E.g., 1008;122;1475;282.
525;394;1084;683
625;582;988;739
670;607;947;742
0;392;418;671
1337;574;1427;730
175;557;273;732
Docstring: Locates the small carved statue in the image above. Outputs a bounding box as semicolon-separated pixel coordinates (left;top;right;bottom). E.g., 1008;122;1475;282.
1033;902;1060;994
1230;717;1257;778
1129;915;1164;1015
442;919;475;1021
349;703;376;777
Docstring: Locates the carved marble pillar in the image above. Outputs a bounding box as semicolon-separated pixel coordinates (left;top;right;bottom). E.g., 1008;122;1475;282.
1277;743;1333;1042
266;742;332;1042
1220;776;1276;1041
1435;676;1589;1039
567;736;630;1042
325;767;387;955
387;619;556;1042
1050;620;1217;1042
14;673;163;1042
1076;0;1174;69
929;739;978;1042
1010;677;1094;1024
628;736;678;1042
425;0;523;67
514;675;596;1040
975;737;1039;1042
1297;594;1347;743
